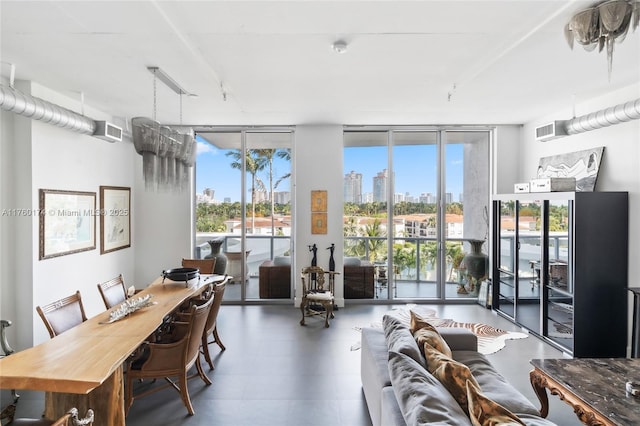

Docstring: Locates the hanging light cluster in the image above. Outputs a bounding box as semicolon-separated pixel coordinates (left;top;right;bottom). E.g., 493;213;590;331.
564;0;640;80
131;67;196;192
131;117;196;192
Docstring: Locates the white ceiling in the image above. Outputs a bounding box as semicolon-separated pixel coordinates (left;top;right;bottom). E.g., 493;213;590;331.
1;1;639;127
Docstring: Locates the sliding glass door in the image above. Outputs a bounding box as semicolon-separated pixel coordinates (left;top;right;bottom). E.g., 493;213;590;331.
344;127;491;301
195;128;294;302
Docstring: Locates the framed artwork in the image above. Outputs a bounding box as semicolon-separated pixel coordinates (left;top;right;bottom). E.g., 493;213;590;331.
100;186;131;254
537;146;605;192
311;190;327;212
311;212;327;234
39;189;96;260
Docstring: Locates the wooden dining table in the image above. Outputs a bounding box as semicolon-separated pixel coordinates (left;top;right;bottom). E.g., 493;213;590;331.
0;274;227;426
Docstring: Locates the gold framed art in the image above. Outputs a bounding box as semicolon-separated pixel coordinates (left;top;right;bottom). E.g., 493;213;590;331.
311;212;327;235
39;189;96;260
311;190;327;212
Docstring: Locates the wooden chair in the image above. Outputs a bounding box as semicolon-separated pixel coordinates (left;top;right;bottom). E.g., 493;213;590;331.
181;258;216;274
35;292;87;338
185;278;229;370
1;407;94;426
97;274;128;309
124;294;214;416
299;266;339;328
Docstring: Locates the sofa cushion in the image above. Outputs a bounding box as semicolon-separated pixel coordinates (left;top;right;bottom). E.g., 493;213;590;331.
344;256;362;266
410;311;453;358
382;314;425;368
453;351;540;416
388;351;471;425
424;343;480;416
466;379;525;426
273;256;291;266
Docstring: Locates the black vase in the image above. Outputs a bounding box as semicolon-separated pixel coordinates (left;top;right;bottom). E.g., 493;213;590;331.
463;240;488;281
205;238;228;275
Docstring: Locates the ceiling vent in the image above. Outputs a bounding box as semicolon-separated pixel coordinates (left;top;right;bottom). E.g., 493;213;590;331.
535;120;567;142
93;121;123;143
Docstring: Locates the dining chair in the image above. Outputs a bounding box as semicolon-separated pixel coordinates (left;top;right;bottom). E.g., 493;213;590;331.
97;274;128;309
124;294;214;416
35;291;88;338
299;266;338;328
181;258;216;274
186;278;229;370
1;407;94;426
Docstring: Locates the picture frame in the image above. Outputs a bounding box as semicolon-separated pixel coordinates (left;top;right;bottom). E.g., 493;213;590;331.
311;212;327;234
39;189;96;260
311;190;327;212
100;186;131;254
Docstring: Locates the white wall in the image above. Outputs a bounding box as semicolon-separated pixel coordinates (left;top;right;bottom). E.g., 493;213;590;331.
293;125;345;306
497;83;640;354
0;80;208;350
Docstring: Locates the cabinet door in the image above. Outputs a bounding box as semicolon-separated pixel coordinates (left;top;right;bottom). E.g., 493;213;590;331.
545;199;573;351
495;200;516;318
515;200;542;333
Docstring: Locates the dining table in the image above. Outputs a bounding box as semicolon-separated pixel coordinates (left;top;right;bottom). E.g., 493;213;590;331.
0;274;227;426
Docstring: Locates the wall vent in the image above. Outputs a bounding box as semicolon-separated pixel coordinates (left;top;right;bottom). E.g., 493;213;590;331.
535;120;567;142
93;121;123;143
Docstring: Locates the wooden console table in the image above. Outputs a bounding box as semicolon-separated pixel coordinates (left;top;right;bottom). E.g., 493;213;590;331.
530;358;640;426
0;274;226;426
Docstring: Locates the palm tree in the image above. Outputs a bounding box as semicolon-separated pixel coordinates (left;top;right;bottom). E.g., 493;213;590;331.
226;150;267;233
254;148;291;235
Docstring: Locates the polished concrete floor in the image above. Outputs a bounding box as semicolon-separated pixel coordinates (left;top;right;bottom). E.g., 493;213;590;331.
5;303;583;425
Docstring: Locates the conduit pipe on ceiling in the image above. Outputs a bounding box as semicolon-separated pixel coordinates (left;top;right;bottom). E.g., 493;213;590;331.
0;84;96;134
566;98;640;135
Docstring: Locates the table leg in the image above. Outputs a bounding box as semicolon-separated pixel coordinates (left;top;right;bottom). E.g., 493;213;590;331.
45;365;124;426
529;369;550;418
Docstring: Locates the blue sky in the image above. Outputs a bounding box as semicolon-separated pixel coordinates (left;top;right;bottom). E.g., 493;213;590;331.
196;136;464;202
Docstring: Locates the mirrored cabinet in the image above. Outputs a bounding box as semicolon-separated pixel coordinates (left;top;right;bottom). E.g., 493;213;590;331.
492;192;628;357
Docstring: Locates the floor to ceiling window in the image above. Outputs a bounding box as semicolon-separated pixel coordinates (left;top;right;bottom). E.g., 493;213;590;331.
343;127;491;302
195;128;294;302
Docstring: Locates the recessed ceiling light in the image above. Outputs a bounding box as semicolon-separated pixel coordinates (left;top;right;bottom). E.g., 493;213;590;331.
332;40;348;54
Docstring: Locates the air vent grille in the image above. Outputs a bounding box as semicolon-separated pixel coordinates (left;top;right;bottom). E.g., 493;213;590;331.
535;120;567;142
93;121;123;143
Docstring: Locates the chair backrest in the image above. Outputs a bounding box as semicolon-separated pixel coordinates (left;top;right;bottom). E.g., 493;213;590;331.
36;291;88;338
97;274;128;309
184;295;214;367
204;280;227;336
301;266;335;294
181;258;216;274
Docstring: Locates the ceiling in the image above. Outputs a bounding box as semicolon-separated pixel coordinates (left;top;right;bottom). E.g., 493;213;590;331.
1;1;639;127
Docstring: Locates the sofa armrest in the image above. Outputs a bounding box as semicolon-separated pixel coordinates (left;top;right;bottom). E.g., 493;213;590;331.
437;327;477;351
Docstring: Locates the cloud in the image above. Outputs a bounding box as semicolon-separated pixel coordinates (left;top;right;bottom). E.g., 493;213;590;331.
197;141;215;156
450;159;463;166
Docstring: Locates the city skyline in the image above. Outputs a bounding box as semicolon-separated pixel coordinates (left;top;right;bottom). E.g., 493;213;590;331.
196;136;465;203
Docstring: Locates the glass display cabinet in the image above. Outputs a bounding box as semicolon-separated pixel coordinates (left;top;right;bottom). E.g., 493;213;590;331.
492;192;628;357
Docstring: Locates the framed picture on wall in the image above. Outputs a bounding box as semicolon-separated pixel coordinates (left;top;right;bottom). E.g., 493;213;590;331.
311;190;327;212
39;189;96;260
100;186;131;254
311;212;327;234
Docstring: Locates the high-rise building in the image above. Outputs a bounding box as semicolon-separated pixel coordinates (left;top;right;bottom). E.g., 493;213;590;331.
274;191;291;204
343;170;362;203
373;169;390;202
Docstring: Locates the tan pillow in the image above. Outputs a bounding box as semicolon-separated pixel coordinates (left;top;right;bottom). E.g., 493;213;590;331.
410;310;452;358
424;343;480;415
466;379;525;426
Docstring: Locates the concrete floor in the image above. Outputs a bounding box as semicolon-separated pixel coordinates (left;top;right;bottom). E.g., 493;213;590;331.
5;304;583;425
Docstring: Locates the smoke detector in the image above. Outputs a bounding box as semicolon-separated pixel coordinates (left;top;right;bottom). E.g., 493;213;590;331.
332;40;348;53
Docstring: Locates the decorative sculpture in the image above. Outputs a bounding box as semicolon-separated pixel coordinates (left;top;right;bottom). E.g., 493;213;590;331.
327;243;336;271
